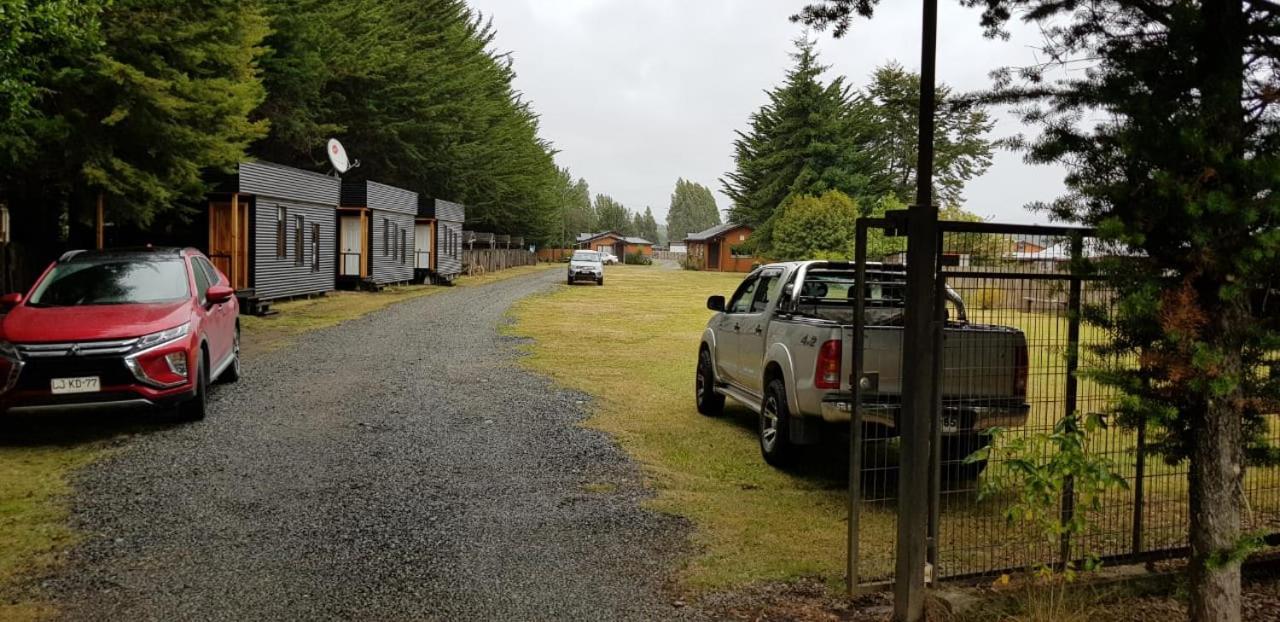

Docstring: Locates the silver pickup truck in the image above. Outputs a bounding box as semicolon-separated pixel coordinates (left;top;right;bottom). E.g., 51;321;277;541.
696;261;1029;473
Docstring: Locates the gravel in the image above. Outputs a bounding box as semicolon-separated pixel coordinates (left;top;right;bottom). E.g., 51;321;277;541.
46;269;699;621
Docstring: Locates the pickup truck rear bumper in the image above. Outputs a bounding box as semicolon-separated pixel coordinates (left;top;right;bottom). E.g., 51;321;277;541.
820;397;1030;434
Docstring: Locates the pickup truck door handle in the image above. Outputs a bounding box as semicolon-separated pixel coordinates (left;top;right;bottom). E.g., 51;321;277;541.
753;326;763;335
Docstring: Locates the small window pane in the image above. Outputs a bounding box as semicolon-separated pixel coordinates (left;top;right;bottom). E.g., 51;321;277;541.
295;215;305;265
311;223;320;272
276;206;287;258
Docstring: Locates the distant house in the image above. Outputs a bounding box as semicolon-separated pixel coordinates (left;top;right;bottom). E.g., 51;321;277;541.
575;231;654;257
684;223;755;272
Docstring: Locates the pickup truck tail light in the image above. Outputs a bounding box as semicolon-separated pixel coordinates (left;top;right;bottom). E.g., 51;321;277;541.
815;339;842;390
1013;341;1029;397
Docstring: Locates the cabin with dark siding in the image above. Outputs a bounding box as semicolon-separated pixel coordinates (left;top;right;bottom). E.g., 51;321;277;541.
338;180;417;288
416;197;465;283
206;161;340;313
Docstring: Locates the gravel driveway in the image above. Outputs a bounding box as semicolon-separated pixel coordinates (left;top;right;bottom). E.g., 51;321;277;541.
47;269;695;621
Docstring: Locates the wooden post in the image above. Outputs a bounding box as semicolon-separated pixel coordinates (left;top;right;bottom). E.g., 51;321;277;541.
95;192;105;249
230;194;240;287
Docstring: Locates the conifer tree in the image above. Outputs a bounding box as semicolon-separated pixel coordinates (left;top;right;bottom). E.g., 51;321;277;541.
722;37;881;250
666;178;721;242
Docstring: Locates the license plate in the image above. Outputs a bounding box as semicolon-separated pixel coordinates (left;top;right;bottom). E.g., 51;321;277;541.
51;376;100;395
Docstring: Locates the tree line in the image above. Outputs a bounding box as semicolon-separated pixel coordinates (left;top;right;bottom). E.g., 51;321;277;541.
0;0;587;270
722;38;992;260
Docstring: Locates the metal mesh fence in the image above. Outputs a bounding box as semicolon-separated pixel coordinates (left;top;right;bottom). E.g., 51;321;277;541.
849;219;1280;586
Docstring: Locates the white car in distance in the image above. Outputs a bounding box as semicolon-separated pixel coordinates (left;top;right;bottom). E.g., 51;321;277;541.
567;250;605;286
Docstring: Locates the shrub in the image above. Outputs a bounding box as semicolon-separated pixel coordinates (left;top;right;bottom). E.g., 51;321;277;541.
624;252;652;265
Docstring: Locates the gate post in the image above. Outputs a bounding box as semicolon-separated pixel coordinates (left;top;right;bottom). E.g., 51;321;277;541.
847;220;870;595
895;0;941;619
1059;234;1084;567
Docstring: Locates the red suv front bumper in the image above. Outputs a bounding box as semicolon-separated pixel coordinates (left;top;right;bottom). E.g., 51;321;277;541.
0;339;198;414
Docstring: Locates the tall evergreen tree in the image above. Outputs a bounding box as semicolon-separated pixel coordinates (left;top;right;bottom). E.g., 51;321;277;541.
0;0;104;167
594;194;631;233
638;206;660;242
722;37;881;250
860;63;994;206
798;2;1280;619
665;178;721;242
2;0;269;256
252;0;563;243
553;168;594;246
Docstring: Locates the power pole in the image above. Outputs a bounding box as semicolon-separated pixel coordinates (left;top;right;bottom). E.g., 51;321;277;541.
894;0;940;620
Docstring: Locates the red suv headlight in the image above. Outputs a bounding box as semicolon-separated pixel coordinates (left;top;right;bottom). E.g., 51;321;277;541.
124;323;192;389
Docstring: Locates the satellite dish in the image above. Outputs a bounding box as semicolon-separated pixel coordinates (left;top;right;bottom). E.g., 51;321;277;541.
327;138;351;174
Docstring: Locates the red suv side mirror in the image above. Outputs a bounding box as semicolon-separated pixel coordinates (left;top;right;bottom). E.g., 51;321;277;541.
206;286;235;305
0;293;23;308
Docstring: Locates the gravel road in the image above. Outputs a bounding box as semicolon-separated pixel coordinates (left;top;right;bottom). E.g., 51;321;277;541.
47;269;696;621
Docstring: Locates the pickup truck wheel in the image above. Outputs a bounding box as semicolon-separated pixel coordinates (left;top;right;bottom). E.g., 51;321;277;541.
567;276;573;286
942;433;991;480
759;378;796;467
597;277;604;286
695;349;724;416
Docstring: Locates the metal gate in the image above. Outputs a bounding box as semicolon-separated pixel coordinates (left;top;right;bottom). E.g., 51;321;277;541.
846;218;1280;587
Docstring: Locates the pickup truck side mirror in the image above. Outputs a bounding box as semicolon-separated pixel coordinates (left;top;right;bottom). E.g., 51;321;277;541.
706;295;726;312
0;293;23;308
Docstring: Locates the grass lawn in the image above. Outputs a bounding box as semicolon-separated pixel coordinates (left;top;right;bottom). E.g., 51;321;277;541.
508;264;1280;592
509;264;860;590
0;261;555;620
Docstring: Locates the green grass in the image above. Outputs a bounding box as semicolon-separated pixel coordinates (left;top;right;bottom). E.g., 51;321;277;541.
0;261;556;619
508;265;860;589
509;267;1280;590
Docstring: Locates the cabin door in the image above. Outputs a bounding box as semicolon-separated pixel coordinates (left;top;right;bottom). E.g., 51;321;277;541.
208;196;249;290
415;223;432;269
339;214;363;277
708;242;721;270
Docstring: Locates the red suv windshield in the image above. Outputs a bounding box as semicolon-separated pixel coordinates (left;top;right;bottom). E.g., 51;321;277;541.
27;259;190;307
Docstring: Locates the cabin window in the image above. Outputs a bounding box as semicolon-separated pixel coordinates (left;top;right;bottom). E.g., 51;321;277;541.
400;229;407;264
294;215;305;266
276;207;287;258
311;223;320;272
383;218;391;257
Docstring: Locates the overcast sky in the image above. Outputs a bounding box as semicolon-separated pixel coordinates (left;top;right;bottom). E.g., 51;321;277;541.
465;0;1070;226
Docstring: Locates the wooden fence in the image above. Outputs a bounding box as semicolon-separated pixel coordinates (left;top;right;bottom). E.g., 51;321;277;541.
462;249;536;275
652;250;686;262
536;248;573;262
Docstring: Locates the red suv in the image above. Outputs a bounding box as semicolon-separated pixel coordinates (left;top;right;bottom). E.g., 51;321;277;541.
0;247;241;420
